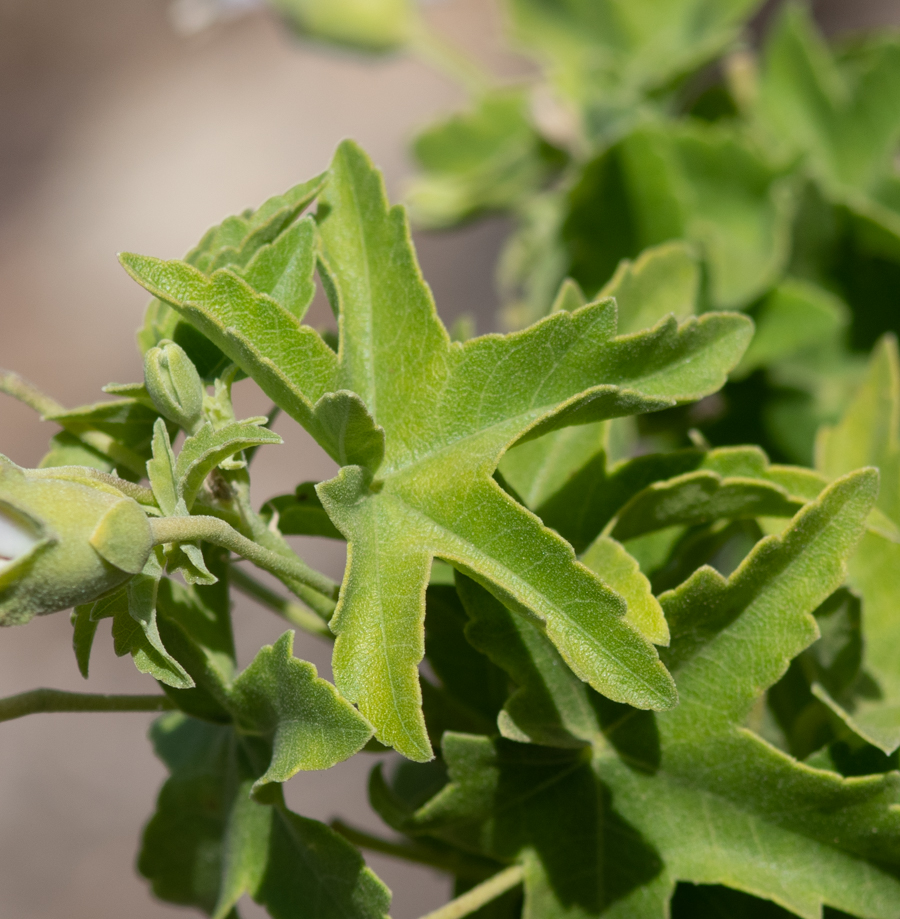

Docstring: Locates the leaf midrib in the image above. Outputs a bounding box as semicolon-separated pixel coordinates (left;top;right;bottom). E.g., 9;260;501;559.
377;487;666;704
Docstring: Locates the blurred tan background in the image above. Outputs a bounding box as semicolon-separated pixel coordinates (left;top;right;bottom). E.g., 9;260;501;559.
0;1;898;917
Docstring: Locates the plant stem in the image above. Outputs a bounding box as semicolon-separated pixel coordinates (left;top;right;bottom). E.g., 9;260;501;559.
0;689;172;724
0;370;147;476
410;22;493;96
29;466;158;506
150;515;340;600
0;369;65;416
332;821;500;882
214;469;338;619
230;564;334;640
419;865;525;919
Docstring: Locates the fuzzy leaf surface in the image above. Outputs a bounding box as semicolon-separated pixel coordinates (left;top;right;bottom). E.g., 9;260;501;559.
402;471;900;918
123;141;752;760
228;631;373;788
312;141;752;759
816;334;900;752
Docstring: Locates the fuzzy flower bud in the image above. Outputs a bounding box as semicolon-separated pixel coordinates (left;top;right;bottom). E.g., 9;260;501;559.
144;340;205;432
0;456;153;625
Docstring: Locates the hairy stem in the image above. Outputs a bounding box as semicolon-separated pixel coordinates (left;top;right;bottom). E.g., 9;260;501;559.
29;466;157;506
419;866;525;919
332;821;500;882
215;469;338;619
231;564;334;640
0;689;172;724
150;515;339;600
0;369;65;416
0;370;147;476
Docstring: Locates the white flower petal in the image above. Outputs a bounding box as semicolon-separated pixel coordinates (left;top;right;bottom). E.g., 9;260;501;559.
0;507;37;565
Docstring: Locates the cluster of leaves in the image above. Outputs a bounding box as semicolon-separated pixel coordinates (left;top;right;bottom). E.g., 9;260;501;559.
0;3;899;917
399;0;900;471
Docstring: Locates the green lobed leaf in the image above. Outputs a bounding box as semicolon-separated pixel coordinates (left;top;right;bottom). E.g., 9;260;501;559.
311;141;753;759
123;141;753;760
404;470;900;918
228;631;373;788
140;712;391;919
815;334;900;752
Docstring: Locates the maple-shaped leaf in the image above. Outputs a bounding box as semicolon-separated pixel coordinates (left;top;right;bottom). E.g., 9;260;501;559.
815;334;900;753
393;469;900;918
140;712;390;919
120;140;752;761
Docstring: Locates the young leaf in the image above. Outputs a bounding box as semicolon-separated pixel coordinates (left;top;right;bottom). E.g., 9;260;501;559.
138;175;326;378
121;253;339;445
406;471;900;919
118;555;195;690
71;603;100;679
815;334;900;752
227;631;373;788
175;420;282;511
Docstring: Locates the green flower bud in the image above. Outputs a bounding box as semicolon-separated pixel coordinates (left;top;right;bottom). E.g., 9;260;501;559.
0;456;153;626
144;340;205;432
